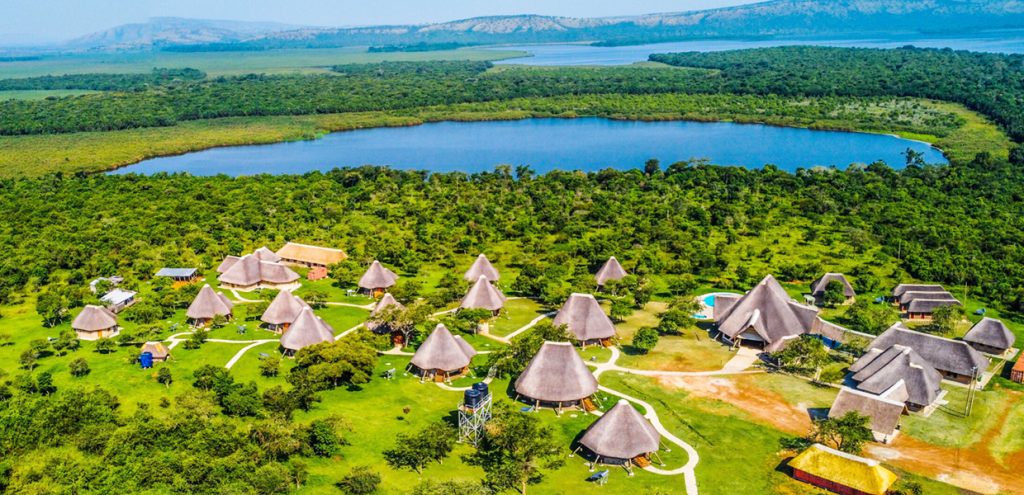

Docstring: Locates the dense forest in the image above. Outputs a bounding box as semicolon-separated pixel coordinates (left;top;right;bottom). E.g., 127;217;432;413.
0;68;205;92
1;158;1022;317
651;46;1024;142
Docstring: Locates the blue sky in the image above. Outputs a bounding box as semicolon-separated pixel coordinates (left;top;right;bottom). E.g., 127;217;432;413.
2;0;759;44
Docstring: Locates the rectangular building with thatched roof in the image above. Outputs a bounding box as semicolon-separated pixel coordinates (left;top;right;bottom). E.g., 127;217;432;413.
829;387;906;443
859;323;988;384
276;242;347;268
140;342;171;362
963;317;1016;355
789;444;897;495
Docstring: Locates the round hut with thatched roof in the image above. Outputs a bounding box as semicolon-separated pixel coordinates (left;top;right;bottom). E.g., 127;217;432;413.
595;256;628;289
261;290;309;332
460;275;506;315
71;305;120;340
410;323;477;382
575;399;663;473
553;293;617;347
280;307;335;355
359;260;399;297
186;284;234;327
367;293;409;343
464;254;500;283
515;341;599;412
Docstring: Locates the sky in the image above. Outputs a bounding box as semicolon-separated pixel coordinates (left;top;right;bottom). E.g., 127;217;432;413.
1;0;760;44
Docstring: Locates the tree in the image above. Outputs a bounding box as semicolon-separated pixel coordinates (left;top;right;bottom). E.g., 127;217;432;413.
631;327;659;354
644;158;661;176
36;372;56;395
822;280;847;308
288;340;378;391
843;299;898;335
260;355;281;377
336;466;381;495
19;349;37;370
51;331;80;355
95;338;116;354
466;403;564;494
306;419;346;457
183;329;208;349
929;305;964;335
609;298;633;323
157;367;173;388
383;421;455;473
211;314;228;329
667;275;699;297
35;290;68;327
810;411;873;454
69;358;91;377
772;335;831;380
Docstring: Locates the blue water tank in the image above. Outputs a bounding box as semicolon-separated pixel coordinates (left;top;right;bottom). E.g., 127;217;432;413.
464;389;482;409
472;382;490;399
140;352;154;369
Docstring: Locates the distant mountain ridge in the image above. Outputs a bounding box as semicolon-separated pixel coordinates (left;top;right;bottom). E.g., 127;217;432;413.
39;0;1024;52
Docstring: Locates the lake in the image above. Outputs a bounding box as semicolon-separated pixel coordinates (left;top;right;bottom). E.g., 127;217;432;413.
490;32;1024;66
111;118;946;176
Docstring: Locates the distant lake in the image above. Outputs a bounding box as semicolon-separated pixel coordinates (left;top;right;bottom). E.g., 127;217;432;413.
490;32;1024;66
111;118;946;176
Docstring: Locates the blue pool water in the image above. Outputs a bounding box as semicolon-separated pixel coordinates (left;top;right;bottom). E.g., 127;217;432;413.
112;117;947;176
703;295;717;307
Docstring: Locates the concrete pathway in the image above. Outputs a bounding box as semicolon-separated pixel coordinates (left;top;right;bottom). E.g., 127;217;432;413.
721;347;762;373
502;311;557;341
335;324;366;339
225;340;278;369
325;301;375;310
229;289;261;303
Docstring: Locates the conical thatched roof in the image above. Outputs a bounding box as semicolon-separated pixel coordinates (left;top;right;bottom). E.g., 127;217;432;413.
464;254;500;282
460;275;506;311
72;305;118;331
261;290;308;326
553;293;616;342
810;273;856;298
253;246;282;263
515;341;598;402
595;256;628;286
370;292;405;318
714;275;819;352
358;260;398;290
411;324;476;372
216;255;241;273
219;254;299;286
280;308;335;351
187;285;234;320
580;399;660;459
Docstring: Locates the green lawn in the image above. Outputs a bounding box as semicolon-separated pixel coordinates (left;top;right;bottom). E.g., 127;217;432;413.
618;331;735;372
901;385;1011;448
489;298;551;337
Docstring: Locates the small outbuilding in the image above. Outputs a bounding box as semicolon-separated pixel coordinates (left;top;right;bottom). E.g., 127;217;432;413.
261;290;309;332
464;254;500;283
576;399;662;472
358;260;399;296
552;293;616;346
963;317;1016;355
514;341;599;412
367;293;409;343
595;256;628;288
788;443;897;495
1011;357;1024;384
829;387;906;444
71;305;120;341
154;268;200;283
410;323;477;382
276;242;347;268
810;273;856;306
100;288;137;313
186;284;234;326
460;275;506;314
280;308;335;355
140;341;171;362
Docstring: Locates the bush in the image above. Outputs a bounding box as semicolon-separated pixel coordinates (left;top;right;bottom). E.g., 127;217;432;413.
68;358;90;377
337;466;381;495
632;327;659;354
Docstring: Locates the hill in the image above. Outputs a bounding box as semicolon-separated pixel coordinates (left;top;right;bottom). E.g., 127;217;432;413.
64;17;302;51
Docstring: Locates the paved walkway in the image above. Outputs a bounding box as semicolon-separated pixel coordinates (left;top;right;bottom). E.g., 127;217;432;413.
479;311;556;344
325;301;376;310
225;340;278;369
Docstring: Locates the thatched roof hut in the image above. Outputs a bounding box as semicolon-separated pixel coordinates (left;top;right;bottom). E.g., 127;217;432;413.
963;317;1016;354
595;256;628;287
358;260;398;291
280;308;335;353
515;342;598;404
859;323;987;382
253;246;282;263
714;275;819;352
464;254;500;282
809;273;856;304
892;284;946;299
829;387;906;443
552;293;616;344
460;275;506;312
849;344;943;410
217;255;241;273
371;292;404;317
579;399;660;462
410;324;476;377
218;254;299;288
276;242;347;267
72;305;118;332
187;285;234;321
140;341;170;361
789;444;897;495
261;290;309;328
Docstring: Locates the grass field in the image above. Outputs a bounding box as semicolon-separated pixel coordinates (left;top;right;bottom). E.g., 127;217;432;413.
0;46;526;79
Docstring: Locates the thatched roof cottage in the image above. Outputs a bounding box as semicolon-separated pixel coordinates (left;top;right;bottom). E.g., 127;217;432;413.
358;260;399;296
460;275;506;314
789;444;897;495
261;290;309;332
186;284;234;326
140;341;171;362
514;341;598;410
280;308;335;354
595;256;628;287
71;305;119;340
810;273;856;305
849;344;943;411
410;324;477;381
464;254;500;283
963;317;1016;355
859;323;988;384
829;387;906;444
552;293;616;346
577;399;661;471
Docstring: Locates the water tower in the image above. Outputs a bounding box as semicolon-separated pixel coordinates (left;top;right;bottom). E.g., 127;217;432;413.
458;382;492;447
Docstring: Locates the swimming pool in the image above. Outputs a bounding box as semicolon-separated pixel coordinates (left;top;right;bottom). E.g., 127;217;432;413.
703;294;716;307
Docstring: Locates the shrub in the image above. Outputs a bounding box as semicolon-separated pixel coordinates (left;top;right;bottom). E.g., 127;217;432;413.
336;466;381;495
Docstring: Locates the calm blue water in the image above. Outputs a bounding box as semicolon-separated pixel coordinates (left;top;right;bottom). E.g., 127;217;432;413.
491;32;1024;66
111;118;946;176
703;295;717;308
